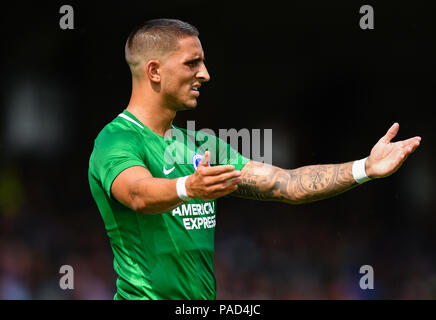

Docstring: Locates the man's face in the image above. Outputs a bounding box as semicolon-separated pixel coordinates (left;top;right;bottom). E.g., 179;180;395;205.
159;36;210;110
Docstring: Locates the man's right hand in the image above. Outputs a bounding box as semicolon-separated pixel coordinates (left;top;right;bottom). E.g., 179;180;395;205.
185;151;242;200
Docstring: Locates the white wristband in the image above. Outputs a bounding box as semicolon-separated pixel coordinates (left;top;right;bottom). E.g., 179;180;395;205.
352;157;371;184
176;176;191;202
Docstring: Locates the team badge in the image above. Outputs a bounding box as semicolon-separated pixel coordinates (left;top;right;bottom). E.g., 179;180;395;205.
192;153;210;171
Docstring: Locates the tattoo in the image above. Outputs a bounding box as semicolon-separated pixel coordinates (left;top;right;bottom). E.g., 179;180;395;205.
232;161;358;204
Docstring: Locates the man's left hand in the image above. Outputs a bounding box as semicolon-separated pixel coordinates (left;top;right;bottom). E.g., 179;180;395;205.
365;123;421;179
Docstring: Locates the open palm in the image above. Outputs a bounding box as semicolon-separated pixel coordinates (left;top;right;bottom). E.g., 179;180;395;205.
366;123;421;178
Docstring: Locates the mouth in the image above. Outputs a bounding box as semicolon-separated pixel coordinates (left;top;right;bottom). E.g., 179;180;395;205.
191;86;200;97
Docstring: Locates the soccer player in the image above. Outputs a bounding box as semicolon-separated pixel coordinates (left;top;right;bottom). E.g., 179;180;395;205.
88;19;421;300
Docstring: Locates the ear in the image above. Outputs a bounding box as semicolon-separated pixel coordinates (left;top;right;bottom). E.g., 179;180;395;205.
145;60;161;83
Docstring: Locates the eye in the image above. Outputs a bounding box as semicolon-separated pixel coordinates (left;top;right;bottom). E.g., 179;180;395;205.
185;61;197;67
185;58;201;67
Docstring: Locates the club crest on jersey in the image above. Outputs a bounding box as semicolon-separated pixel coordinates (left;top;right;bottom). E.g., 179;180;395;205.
192;153;209;171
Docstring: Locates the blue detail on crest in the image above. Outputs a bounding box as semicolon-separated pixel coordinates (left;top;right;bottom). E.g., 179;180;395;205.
192;153;203;171
192;153;210;171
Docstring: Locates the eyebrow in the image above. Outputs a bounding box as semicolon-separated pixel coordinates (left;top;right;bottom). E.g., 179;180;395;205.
185;56;206;64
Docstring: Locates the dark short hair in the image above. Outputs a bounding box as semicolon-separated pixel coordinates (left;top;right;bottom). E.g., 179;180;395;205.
125;19;199;74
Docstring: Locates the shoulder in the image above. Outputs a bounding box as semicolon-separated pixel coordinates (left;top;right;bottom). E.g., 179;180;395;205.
94;116;142;149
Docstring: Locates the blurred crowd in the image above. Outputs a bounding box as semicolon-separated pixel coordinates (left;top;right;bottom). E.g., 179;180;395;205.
2;0;436;301
1;160;435;300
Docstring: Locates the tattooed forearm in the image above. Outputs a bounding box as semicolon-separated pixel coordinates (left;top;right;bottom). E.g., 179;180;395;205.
232;161;358;204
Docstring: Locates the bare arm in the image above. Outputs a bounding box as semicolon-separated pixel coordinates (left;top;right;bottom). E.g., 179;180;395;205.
232;123;421;204
111;151;242;214
111;166;184;214
232;161;357;204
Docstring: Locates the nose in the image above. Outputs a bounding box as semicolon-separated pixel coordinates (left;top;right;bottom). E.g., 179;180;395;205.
197;63;210;83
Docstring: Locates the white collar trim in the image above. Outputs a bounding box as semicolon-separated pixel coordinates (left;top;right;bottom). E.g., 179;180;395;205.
118;113;144;129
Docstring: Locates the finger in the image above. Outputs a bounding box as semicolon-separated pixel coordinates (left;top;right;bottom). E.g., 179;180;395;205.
401;136;421;148
210;185;240;200
205;170;241;185
201;164;236;176
382;122;399;143
210;177;242;195
395;141;419;168
389;147;409;172
404;140;420;155
198;151;210;168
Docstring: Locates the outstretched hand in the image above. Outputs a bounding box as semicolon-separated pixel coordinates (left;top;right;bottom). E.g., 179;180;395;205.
185;151;242;200
366;123;421;179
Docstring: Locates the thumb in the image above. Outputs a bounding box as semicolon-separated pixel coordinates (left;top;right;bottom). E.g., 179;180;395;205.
198;151;210;167
382;122;399;143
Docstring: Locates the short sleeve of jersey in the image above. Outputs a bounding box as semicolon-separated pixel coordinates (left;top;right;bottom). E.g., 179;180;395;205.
91;129;147;199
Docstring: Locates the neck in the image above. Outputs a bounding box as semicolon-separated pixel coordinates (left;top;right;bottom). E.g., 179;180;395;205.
126;79;176;137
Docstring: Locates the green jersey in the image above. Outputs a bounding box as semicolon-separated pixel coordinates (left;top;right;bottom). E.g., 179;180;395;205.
88;110;249;300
